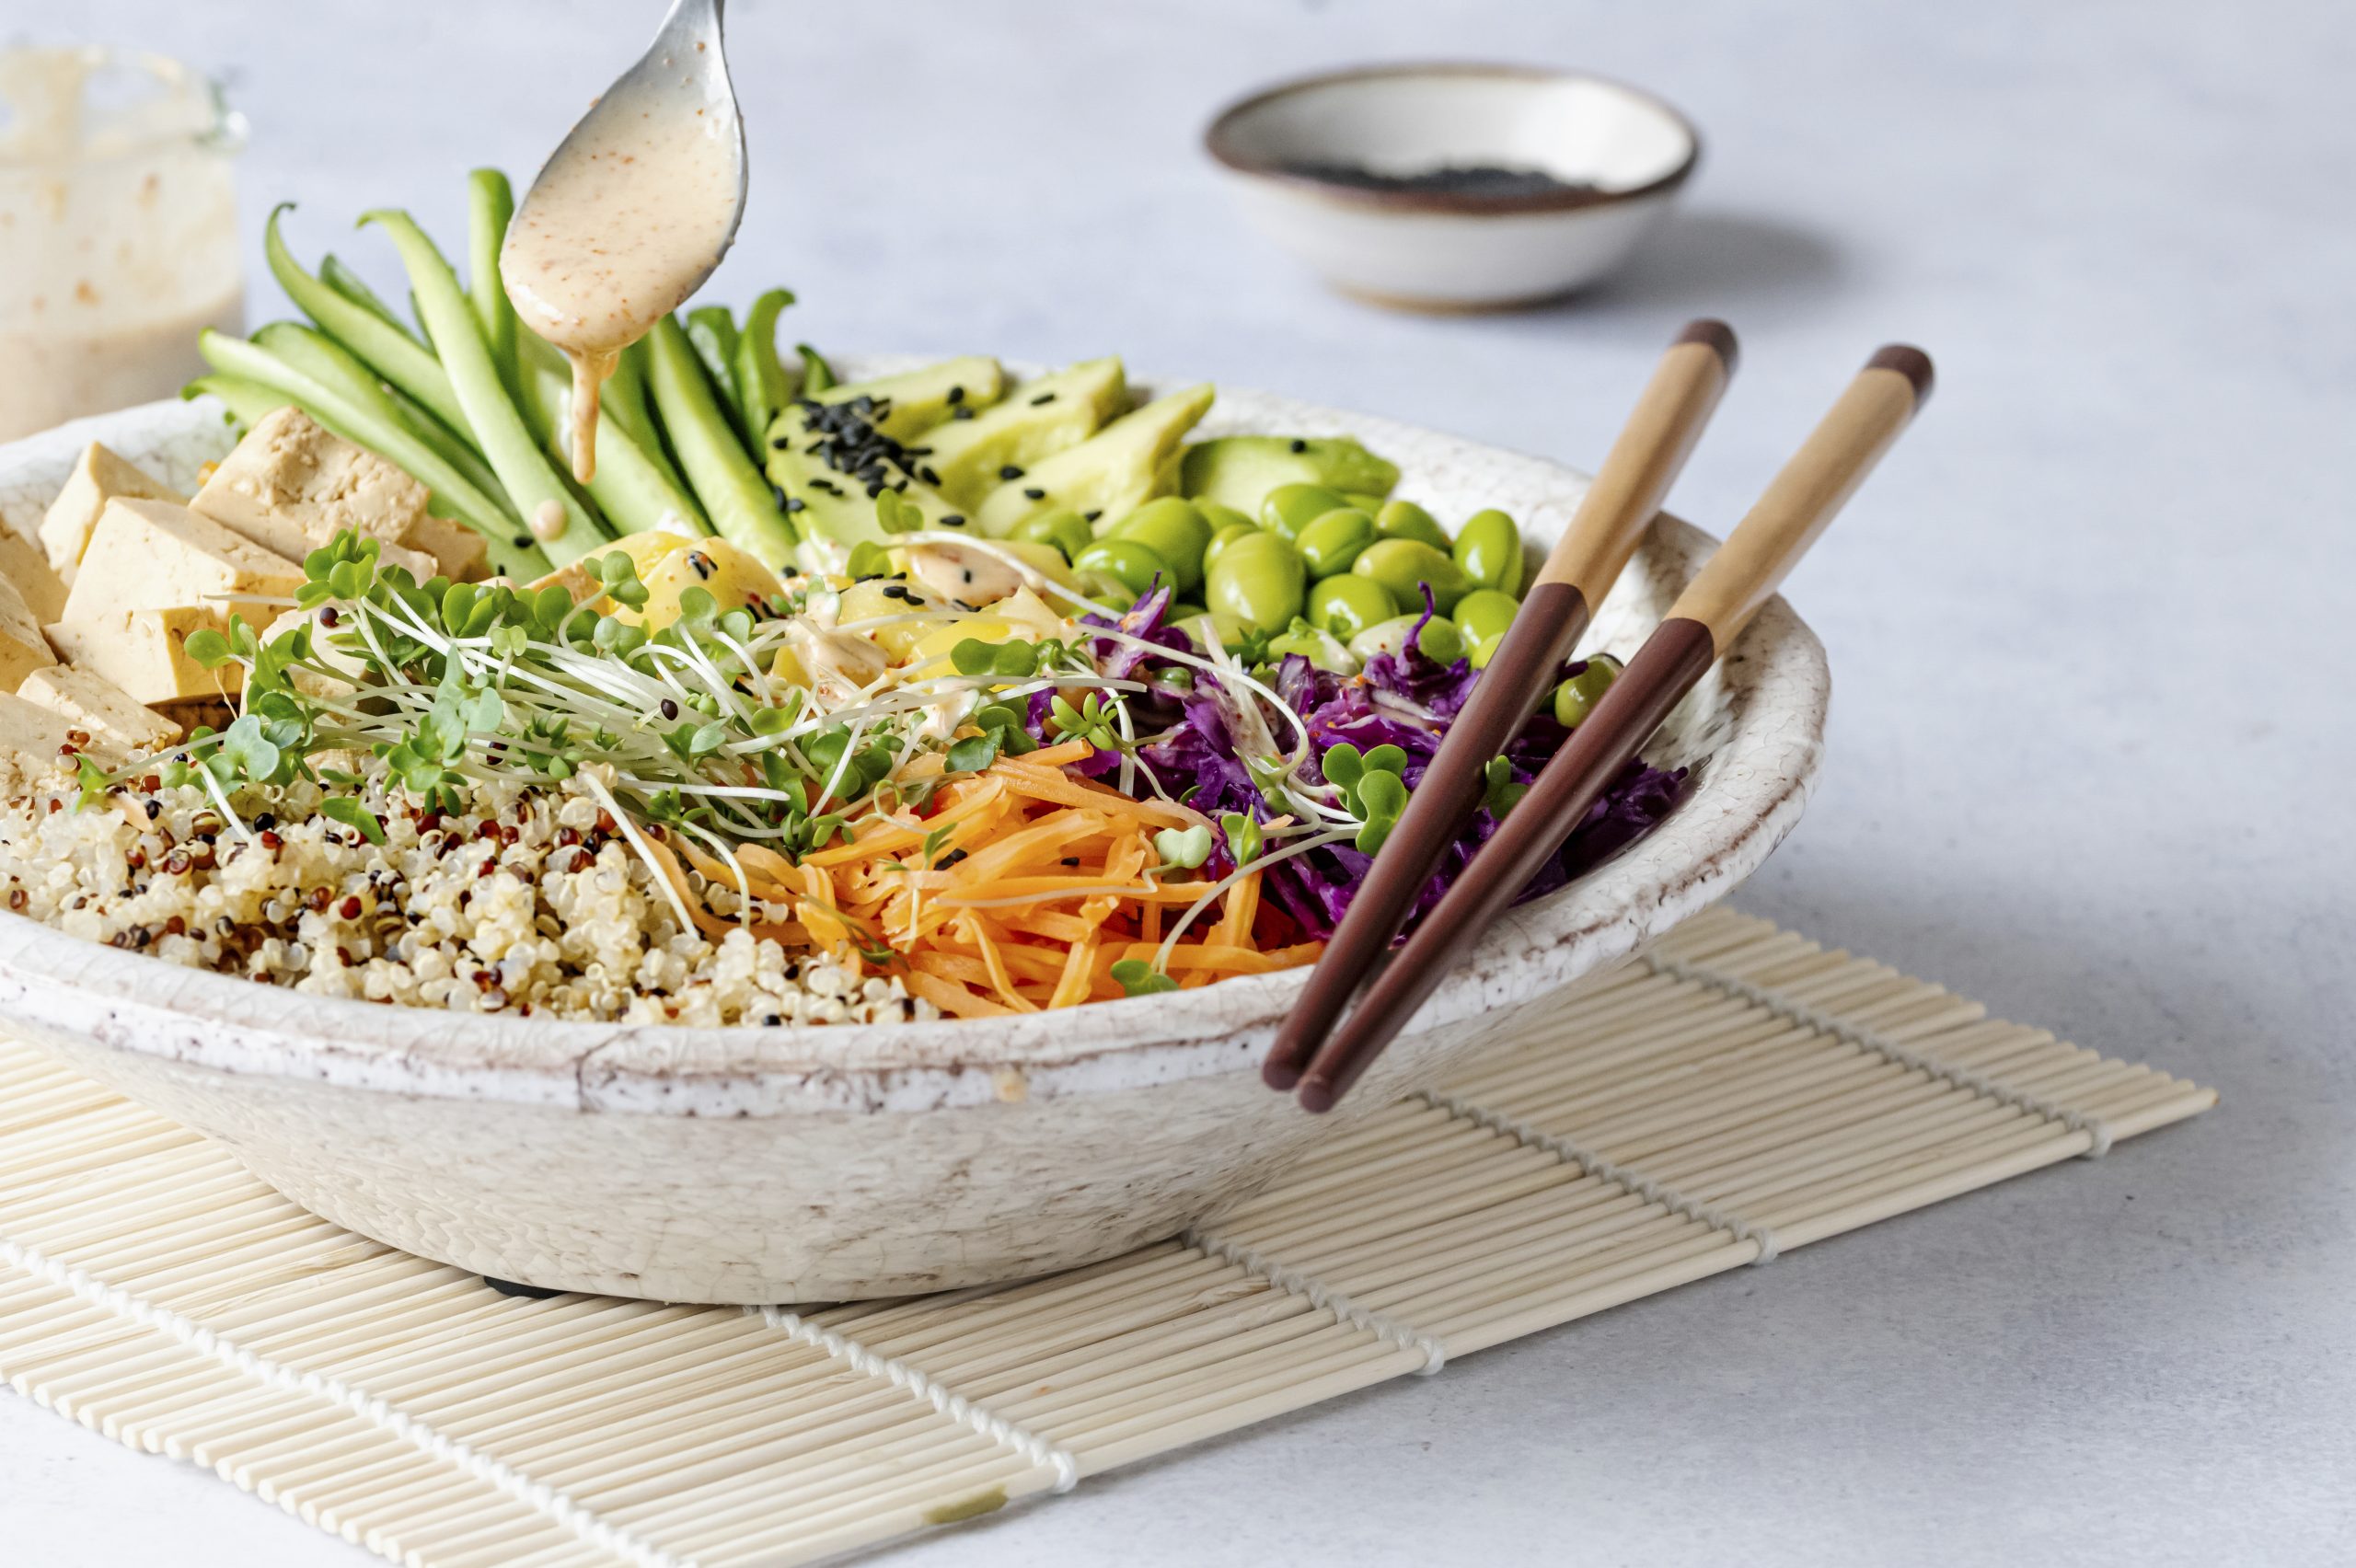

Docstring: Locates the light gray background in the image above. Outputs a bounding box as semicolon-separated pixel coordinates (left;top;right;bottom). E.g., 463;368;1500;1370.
6;1;2351;1563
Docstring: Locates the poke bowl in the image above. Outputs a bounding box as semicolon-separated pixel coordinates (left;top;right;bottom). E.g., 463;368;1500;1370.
0;368;1827;1305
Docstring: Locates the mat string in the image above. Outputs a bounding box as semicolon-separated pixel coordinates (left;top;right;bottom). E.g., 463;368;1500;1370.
0;1232;689;1568
1642;952;2115;1159
1415;1090;1782;1264
1184;1228;1449;1375
751;1306;1081;1493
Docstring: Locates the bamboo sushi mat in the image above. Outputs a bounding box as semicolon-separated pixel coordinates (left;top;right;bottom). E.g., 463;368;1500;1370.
0;906;2213;1568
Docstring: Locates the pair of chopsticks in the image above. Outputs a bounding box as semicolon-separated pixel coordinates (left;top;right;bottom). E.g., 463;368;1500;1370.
1265;324;1933;1113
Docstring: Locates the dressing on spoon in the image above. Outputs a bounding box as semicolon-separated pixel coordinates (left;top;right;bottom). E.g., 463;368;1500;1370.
501;0;743;487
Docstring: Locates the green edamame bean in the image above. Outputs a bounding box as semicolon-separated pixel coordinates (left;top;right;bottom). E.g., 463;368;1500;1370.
1195;499;1253;535
1453;508;1525;596
1348;612;1465;665
1011;506;1094;564
1261;482;1348;540
1294;508;1377;577
1203;521;1258;572
1306;573;1397;640
1552;652;1623;728
1205;529;1306;637
1266;620;1357;672
1352;537;1470;615
1341;490;1390;513
1374;499;1450;552
1453;588;1519;668
1110;497;1212;592
1073;536;1172;599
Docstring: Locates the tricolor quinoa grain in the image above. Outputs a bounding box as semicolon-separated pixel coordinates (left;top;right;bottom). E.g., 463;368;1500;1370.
0;756;933;1027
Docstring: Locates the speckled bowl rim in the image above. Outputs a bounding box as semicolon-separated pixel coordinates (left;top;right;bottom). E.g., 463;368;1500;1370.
0;379;1824;1114
1203;62;1703;216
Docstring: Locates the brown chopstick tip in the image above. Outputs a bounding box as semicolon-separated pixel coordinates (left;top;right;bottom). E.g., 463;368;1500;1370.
1674;318;1739;374
1865;344;1934;407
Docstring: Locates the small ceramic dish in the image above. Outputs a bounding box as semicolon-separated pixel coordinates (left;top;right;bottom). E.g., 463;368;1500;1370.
0;371;1824;1305
1206;63;1700;310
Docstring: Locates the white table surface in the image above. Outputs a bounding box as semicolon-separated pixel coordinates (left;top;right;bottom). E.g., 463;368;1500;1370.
8;1;2352;1562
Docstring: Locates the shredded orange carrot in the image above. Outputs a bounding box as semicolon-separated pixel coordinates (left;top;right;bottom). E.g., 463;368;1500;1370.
638;739;1321;1017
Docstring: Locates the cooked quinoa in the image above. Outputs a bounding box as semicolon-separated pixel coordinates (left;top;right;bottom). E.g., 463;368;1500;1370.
0;758;935;1027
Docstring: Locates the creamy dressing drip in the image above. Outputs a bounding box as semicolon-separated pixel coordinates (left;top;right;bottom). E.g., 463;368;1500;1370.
502;67;739;483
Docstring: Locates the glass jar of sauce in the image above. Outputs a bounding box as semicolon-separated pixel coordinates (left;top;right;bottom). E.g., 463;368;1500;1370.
0;47;247;441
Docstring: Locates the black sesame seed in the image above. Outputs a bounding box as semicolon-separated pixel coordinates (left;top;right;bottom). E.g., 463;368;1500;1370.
945;385;965;405
514;534;533;549
951;406;976;421
919;467;942;486
1030;391;1058;406
940;514;966;528
1022;487;1046;501
1083;510;1103;523
784;496;807;513
1289;438;1309;454
999;465;1024;481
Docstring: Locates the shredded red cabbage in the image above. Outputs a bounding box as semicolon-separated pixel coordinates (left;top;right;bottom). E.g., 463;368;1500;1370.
1066;591;1690;940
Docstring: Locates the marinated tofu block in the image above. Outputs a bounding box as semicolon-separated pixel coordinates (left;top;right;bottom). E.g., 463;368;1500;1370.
402;510;491;582
43;607;242;705
60;499;306;625
38;442;186;581
0;691;80;778
0;571;58;691
0;525;68;625
16;664;184;761
190;407;437;580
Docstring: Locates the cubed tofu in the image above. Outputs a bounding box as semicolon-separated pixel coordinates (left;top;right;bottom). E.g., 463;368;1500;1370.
60;499;306;625
15;664;184;763
43;607;242;705
401;510;491;582
38;442;186;581
190;407;437;579
0;691;80;776
0;571;58;691
0;526;68;625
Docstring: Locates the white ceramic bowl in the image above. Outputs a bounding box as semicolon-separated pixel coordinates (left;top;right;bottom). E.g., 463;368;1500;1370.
1207;63;1700;310
0;375;1824;1304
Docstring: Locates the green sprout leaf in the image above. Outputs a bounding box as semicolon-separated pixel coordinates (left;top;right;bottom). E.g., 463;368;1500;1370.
1482;755;1527;819
1110;958;1179;997
1153;824;1213;870
1353;769;1408;855
945;732;999;775
1220;811;1263;866
320;798;387;845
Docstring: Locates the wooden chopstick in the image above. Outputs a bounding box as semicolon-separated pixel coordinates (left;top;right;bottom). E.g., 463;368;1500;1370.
1294;344;1934;1113
1263;319;1741;1092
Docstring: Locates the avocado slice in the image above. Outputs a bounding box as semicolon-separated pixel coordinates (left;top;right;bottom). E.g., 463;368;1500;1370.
812;356;1006;442
921;358;1130;508
975;383;1217;536
1178;435;1401;516
765;399;966;548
